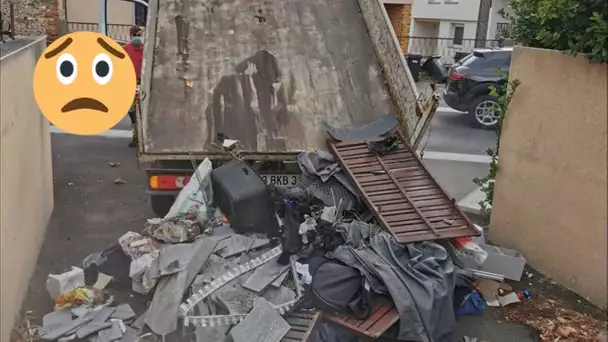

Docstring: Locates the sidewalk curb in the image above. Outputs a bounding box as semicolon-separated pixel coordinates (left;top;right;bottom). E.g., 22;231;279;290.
457;186;490;225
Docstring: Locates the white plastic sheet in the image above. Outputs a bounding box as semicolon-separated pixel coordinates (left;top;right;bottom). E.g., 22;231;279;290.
165;158;213;225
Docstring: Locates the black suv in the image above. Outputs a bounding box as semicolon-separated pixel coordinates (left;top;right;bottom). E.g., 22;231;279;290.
443;47;512;129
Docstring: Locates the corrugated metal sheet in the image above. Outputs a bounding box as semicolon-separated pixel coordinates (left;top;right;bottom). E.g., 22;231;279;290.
281;311;321;342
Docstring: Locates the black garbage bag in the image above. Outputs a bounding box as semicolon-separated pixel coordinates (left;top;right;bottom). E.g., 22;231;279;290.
278;202;305;264
299;255;371;320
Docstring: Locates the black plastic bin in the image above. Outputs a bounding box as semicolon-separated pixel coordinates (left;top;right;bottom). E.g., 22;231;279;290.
405;53;423;82
210;159;278;234
454;52;470;63
422;56;448;84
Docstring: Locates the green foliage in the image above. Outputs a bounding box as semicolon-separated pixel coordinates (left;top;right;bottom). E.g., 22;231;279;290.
500;0;608;63
473;71;520;216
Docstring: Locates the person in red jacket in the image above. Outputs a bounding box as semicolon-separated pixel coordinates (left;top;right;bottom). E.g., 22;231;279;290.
123;26;144;147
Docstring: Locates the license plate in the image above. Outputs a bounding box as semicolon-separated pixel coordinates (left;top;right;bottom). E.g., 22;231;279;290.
261;174;300;186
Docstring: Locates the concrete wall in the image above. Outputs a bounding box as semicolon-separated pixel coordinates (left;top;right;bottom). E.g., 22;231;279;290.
488;0;512;39
411;0;480;22
410;0;512;40
437;20;477;38
66;0;134;24
490;46;608;309
0;37;54;340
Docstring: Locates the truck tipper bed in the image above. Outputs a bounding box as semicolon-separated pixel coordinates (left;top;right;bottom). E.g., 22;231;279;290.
132;0;438;216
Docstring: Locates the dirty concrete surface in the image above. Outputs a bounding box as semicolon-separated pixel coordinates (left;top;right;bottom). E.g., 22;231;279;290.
19;133;546;342
0;37;40;57
23;134;154;318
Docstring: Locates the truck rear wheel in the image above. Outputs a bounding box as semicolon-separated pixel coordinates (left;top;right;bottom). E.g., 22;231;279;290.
150;195;175;218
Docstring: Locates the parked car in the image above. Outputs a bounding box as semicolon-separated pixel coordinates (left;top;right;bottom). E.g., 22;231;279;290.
443;47;512;129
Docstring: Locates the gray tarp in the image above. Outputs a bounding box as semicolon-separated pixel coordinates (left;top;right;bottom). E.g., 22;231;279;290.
296;151;359;210
332;221;455;342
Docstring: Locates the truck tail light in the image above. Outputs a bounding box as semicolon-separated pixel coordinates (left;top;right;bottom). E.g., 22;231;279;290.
149;175;191;190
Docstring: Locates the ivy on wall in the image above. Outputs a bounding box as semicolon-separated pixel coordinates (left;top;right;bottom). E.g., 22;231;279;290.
473;72;520;216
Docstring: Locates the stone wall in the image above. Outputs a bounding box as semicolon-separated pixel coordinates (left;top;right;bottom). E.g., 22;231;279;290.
1;37;54;342
384;3;411;53
0;0;62;44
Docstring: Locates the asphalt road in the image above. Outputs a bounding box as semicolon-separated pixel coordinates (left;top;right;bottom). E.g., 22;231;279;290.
420;107;498;155
417;83;498;156
111;114;133;131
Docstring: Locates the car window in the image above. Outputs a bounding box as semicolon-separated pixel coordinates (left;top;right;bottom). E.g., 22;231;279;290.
461;55;484;67
459;54;473;64
463;51;511;69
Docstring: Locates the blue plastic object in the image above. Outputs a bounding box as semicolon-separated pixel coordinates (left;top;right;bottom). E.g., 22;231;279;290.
456;290;487;316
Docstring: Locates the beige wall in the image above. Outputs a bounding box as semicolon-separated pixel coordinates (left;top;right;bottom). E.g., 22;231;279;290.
491;46;607;309
66;0;134;25
0;37;54;340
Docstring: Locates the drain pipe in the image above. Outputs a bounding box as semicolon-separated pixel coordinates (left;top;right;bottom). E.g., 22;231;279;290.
98;0;107;36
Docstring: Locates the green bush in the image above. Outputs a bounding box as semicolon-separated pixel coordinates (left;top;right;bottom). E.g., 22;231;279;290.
473;71;520;216
500;0;608;63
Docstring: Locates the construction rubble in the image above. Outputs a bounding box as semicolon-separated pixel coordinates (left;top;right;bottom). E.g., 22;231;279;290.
32;129;602;342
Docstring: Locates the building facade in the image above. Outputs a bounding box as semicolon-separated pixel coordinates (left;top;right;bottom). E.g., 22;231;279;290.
64;0;144;41
407;0;513;64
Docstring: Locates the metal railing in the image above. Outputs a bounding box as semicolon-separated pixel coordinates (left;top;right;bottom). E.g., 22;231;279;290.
66;22;137;43
495;23;512;39
402;36;512;65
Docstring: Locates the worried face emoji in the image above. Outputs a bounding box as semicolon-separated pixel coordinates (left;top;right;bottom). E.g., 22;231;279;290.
33;31;137;135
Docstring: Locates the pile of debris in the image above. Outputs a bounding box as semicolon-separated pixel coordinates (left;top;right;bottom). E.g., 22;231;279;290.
35;131;539;342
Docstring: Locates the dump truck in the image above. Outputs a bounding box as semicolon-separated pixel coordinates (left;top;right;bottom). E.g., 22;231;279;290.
99;0;439;217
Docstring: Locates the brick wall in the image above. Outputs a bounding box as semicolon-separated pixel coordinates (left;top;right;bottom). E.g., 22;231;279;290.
384;3;411;54
0;0;61;44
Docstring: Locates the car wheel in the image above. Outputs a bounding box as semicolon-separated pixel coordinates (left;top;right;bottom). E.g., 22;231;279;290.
150;195;175;218
468;95;501;129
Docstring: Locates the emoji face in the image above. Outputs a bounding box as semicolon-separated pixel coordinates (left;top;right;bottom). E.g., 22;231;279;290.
33;32;137;135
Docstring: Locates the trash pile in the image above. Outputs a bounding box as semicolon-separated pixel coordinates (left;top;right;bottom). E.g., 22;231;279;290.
36;130;537;342
500;295;608;341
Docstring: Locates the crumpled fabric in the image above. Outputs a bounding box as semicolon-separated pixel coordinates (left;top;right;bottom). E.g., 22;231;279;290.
297;150;342;183
310;322;359;342
296;151;359;204
332;221;455;342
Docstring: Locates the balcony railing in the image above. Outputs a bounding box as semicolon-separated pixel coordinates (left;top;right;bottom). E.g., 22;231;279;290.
66;22;140;43
495;22;512;39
